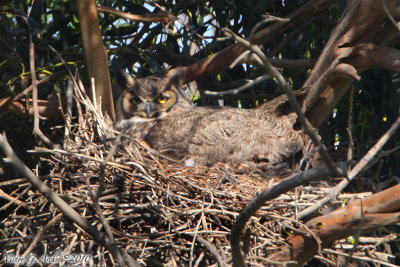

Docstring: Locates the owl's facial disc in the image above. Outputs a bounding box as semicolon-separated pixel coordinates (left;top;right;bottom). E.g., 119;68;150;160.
122;90;177;119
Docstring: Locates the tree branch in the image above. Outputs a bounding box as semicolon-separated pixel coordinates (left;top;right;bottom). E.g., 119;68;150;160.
76;0;115;121
97;5;173;24
0;134;140;267
299;115;400;219
230;162;348;267
268;184;400;265
0;71;65;117
222;27;346;181
29;35;56;148
302;0;400;127
165;0;334;85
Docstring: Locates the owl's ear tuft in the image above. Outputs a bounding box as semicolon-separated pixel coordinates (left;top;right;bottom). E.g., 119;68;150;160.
115;69;136;89
165;67;185;91
112;60;136;89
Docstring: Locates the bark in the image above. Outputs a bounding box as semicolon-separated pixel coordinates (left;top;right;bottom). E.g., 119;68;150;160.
0;98;65;118
268;184;400;266
76;0;116;121
303;0;400;127
165;0;336;86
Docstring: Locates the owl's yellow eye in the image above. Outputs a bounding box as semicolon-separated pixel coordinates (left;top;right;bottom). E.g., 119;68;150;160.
156;95;169;104
130;96;141;105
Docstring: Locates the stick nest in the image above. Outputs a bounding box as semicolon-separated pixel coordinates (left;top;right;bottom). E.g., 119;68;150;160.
0;95;395;266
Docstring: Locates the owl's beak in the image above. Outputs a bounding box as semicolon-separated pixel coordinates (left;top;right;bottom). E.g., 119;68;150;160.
145;102;152;118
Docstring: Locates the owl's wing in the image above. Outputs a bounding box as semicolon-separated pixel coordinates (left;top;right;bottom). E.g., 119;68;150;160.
188;108;303;165
191;118;235;145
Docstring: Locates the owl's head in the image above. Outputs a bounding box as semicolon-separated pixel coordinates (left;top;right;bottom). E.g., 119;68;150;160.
115;71;192;129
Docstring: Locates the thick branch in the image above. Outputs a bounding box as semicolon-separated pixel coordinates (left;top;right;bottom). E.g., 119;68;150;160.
168;44;248;85
302;0;400;126
268;184;400;265
299;115;400;219
97;5;172;24
346;43;400;72
230;162;348;267
0;98;66;119
76;0;115;120
0;71;65;117
250;0;337;45
166;0;334;85
145;46;314;70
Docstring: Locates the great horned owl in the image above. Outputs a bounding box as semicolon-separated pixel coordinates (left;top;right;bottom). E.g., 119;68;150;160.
115;73;304;166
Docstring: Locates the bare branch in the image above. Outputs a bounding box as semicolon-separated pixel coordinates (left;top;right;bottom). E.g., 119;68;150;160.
29;35;56;148
323;249;398;267
183;233;228;267
97;5;172;23
0;98;65;119
380;0;400;31
230;162;348;267
268;184;400;265
0;71;66;118
76;0;115;120
222;27;346;179
21;213;63;259
250;0;337;45
0;133;141;267
299;115;400;219
164;0;334;85
203;75;270;96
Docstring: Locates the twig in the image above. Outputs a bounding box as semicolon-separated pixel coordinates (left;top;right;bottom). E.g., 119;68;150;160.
298;115;400;219
28;147;131;170
203;75;270;96
0;133;141;267
222;27;346;180
189;213;203;267
85;175;125;267
343;200;364;267
380;0;400;31
270;214;322;254
246;256;297;266
85;135;125;266
48;45;109;135
21;213;63;259
0;185;32;211
29;35;56;148
0;188;30;210
230;162;347;267
322;249;399;267
346;86;354;163
183;233;228;267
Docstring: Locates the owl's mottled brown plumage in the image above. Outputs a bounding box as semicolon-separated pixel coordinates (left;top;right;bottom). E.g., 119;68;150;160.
115;73;304;166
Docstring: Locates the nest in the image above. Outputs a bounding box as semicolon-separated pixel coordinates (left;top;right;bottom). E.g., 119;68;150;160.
0;87;395;266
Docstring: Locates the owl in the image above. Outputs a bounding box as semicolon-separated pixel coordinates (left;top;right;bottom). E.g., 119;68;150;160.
115;72;304;167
